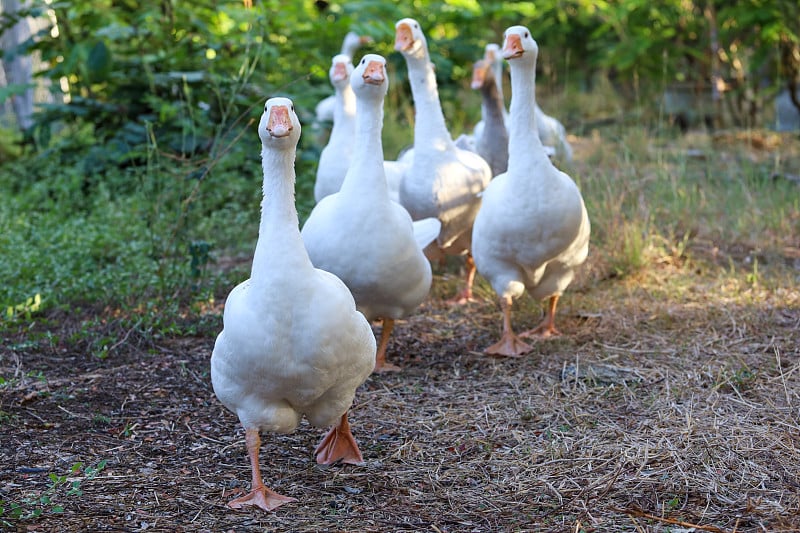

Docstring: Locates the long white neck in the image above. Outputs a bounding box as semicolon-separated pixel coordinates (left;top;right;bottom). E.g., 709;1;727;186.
251;144;311;278
330;81;356;139
507;57;544;173
340;90;387;197
404;51;453;151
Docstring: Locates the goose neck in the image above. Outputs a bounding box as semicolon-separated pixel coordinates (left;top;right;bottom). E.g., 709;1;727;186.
251;145;309;277
404;53;453;149
508;58;543;162
481;80;505;124
330;83;356;137
340;93;387;195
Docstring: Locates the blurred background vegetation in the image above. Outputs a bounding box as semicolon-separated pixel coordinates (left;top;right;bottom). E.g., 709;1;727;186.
0;0;798;337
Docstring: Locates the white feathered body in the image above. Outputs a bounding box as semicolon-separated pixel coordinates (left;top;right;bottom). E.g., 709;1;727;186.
473;162;589;301
212;102;374;434
211;266;374;432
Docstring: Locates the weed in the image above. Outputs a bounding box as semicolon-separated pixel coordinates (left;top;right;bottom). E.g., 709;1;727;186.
6;293;41;321
0;460;107;525
92;414;111;426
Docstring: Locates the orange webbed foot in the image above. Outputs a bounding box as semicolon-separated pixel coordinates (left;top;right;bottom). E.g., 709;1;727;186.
446;294;476;305
315;414;364;465
484;333;532;357
519;322;561;339
228;485;296;512
374;360;403;373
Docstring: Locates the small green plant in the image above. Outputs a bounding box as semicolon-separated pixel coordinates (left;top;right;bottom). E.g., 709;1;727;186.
5;293;41;321
0;460;107;525
0;409;16;424
92;414;111;426
746;257;759;287
666;495;681;509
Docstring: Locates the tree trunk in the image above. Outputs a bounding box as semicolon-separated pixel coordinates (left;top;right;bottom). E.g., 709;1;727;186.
0;0;35;131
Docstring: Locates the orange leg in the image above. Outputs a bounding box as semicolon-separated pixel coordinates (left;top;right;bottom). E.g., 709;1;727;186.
520;295;561;338
227;428;296;511
485;295;532;357
314;412;364;465
447;254;477;304
374;318;401;373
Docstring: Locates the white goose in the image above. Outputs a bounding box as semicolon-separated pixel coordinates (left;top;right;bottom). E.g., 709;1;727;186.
302;54;439;373
314;54;357;202
471;27;590;357
315;32;370;123
211;97;376;511
394;18;492;303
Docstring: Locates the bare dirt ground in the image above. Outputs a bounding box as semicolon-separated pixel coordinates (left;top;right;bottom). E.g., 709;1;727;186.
2;252;799;532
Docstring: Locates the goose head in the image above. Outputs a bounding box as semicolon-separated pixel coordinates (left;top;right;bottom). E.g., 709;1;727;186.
484;43;501;64
351;53;388;97
502;26;538;62
470;59;493;90
394;18;427;58
258;97;301;147
329;54;354;90
342;31;372;57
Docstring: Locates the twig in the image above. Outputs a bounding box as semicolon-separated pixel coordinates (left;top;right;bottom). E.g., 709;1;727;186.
107;319;142;355
611;506;733;533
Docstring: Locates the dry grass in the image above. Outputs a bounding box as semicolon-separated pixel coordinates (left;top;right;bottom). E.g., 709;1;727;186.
1;131;799;532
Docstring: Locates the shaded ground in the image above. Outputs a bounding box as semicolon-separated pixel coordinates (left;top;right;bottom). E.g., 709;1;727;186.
1;252;799;532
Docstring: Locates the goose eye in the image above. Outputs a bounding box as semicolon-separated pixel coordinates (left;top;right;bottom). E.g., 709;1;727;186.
524;32;529;38
361;59;365;65
290;105;294;112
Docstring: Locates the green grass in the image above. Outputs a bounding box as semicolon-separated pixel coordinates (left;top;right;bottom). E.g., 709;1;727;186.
575;123;799;282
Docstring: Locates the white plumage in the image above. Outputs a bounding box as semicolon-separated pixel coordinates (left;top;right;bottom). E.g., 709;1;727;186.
302;54;438;372
394;18;492;302
472;27;590;357
211;97;375;511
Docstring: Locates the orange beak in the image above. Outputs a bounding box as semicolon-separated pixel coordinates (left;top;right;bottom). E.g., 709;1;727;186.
471;61;486;90
394;23;413;52
267;105;292;138
502;34;524;60
332;62;348;82
363;60;385;85
359;35;373;45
